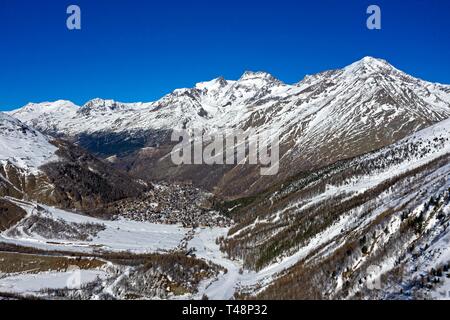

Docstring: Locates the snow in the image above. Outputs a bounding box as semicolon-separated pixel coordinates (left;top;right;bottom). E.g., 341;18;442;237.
9;100;78;123
0;112;58;174
187;225;345;300
430;283;450;300
187;227;240;300
0;270;108;295
1;200;190;254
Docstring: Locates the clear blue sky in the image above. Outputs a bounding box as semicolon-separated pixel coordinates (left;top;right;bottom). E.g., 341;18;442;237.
1;0;449;110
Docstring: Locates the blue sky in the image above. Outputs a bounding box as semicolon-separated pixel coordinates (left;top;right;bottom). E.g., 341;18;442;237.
0;0;449;110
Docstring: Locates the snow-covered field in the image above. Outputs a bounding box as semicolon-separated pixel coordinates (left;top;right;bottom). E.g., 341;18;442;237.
0;270;109;295
1;199;190;254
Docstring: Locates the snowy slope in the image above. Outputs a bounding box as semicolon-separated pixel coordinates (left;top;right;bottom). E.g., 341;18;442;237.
0;112;58;175
222;116;450;298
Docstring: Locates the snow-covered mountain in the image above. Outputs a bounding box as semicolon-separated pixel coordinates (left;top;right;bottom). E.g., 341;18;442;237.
0;112;58;175
10;57;450;138
9;57;450;198
0;112;148;213
0;112;60;201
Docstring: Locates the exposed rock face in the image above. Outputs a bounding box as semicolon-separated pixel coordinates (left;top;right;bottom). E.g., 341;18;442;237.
0;199;26;231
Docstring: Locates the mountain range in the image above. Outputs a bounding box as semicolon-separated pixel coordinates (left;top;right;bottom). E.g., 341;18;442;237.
1;57;450;300
9;57;450;198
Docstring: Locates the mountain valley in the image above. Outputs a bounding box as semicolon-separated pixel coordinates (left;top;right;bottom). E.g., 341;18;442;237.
1;57;450;300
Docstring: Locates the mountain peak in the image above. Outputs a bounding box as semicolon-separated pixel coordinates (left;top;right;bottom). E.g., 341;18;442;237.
347;56;394;71
23;100;77;110
82;98;116;108
8;101;78;119
360;56;387;64
339;56;400;80
195;76;229;91
79;99;130;116
239;71;279;82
